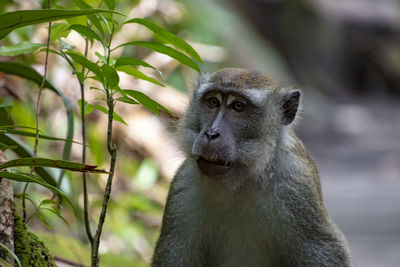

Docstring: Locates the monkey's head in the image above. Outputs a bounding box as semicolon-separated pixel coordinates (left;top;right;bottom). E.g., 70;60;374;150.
181;68;300;181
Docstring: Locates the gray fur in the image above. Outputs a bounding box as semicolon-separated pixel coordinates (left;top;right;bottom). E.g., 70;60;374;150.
152;68;352;267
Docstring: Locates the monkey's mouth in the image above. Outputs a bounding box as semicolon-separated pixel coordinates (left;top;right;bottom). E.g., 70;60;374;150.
198;156;230;167
196;156;231;176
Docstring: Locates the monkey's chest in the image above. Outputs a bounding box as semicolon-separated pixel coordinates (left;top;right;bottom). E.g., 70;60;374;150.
202;210;276;267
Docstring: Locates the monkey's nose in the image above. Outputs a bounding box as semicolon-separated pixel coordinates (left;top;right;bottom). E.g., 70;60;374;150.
204;130;220;140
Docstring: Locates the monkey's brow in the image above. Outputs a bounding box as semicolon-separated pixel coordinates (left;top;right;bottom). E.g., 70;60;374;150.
196;84;270;106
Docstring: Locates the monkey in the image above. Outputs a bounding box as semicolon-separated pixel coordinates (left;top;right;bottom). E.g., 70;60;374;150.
152;68;352;267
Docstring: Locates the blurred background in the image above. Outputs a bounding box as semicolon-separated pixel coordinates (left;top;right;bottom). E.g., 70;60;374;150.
1;0;400;266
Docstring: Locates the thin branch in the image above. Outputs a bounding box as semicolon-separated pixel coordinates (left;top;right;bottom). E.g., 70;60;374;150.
91;30;116;267
61;52;94;244
22;4;52;223
81;36;94;244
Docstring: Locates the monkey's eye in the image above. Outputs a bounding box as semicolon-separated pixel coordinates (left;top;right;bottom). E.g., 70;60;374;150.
207;97;220;108
231;101;247;112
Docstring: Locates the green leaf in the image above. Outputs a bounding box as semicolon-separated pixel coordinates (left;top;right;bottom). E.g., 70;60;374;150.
72;0;105;36
115;96;138;105
0;9;119;40
50;22;70;42
117;65;164;87
98;13;112;34
90;103;128;125
42;206;70;226
38;212;52;230
0;106;12;125
0;134;56;186
121;89;173;117
0;157;110;174
104;0;115;10
0;125;38;131
59;39;75;51
40;199;59;207
39;199;70;226
71;0;92;11
95;51;107;64
0;171;73;209
115;57;161;75
0;61;63;95
0;128;80;144
0;61;57;91
0;242;22;267
69;24;102;45
0;41;45;56
77;99;94;115
101;64;119;88
0;143;17;151
65;51;103;81
124;18;202;63
14;193;38;208
115;41;200;72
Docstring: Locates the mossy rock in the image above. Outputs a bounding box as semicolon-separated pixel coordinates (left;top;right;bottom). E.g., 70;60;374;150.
14;214;56;267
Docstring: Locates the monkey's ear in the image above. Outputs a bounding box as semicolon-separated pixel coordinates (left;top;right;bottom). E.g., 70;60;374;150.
281;90;300;125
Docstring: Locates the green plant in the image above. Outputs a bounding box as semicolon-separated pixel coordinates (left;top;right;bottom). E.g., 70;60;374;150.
0;0;202;266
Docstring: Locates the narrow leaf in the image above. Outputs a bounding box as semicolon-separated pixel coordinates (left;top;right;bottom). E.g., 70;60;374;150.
0;134;56;186
95;51;107;64
125;18;202;63
121;89;173;117
72;0;105;36
0;143;17;151
90;103;128;125
59;39;75;51
40;199;59;206
0;9;119;40
115;57;161;75
77;99;94;115
98;13;112;34
0;125;38;131
0;61;60;93
41;207;70;226
0;41;45;56
50;22;70;42
115;41;200;72
0;171;73;208
115;96;138;105
0;106;12;125
0;242;22;267
65;51;103;81
0;129;80;144
0;157;110;173
104;0;115;10
14;193;38;209
117;65;164;87
38;212;52;230
101;64;119;88
69;24;102;45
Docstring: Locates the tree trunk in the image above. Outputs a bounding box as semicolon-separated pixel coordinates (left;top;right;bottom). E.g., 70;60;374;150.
0;151;14;265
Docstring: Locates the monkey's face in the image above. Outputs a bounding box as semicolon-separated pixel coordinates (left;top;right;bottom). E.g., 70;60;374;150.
192;89;256;177
181;69;300;180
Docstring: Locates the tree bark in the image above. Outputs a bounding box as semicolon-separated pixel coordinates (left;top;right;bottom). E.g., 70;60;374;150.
0;151;14;265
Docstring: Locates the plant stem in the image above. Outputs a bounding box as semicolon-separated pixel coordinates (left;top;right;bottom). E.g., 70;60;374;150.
61;40;94;244
91;33;116;267
81;36;94;245
91;91;116;267
22;13;52;223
